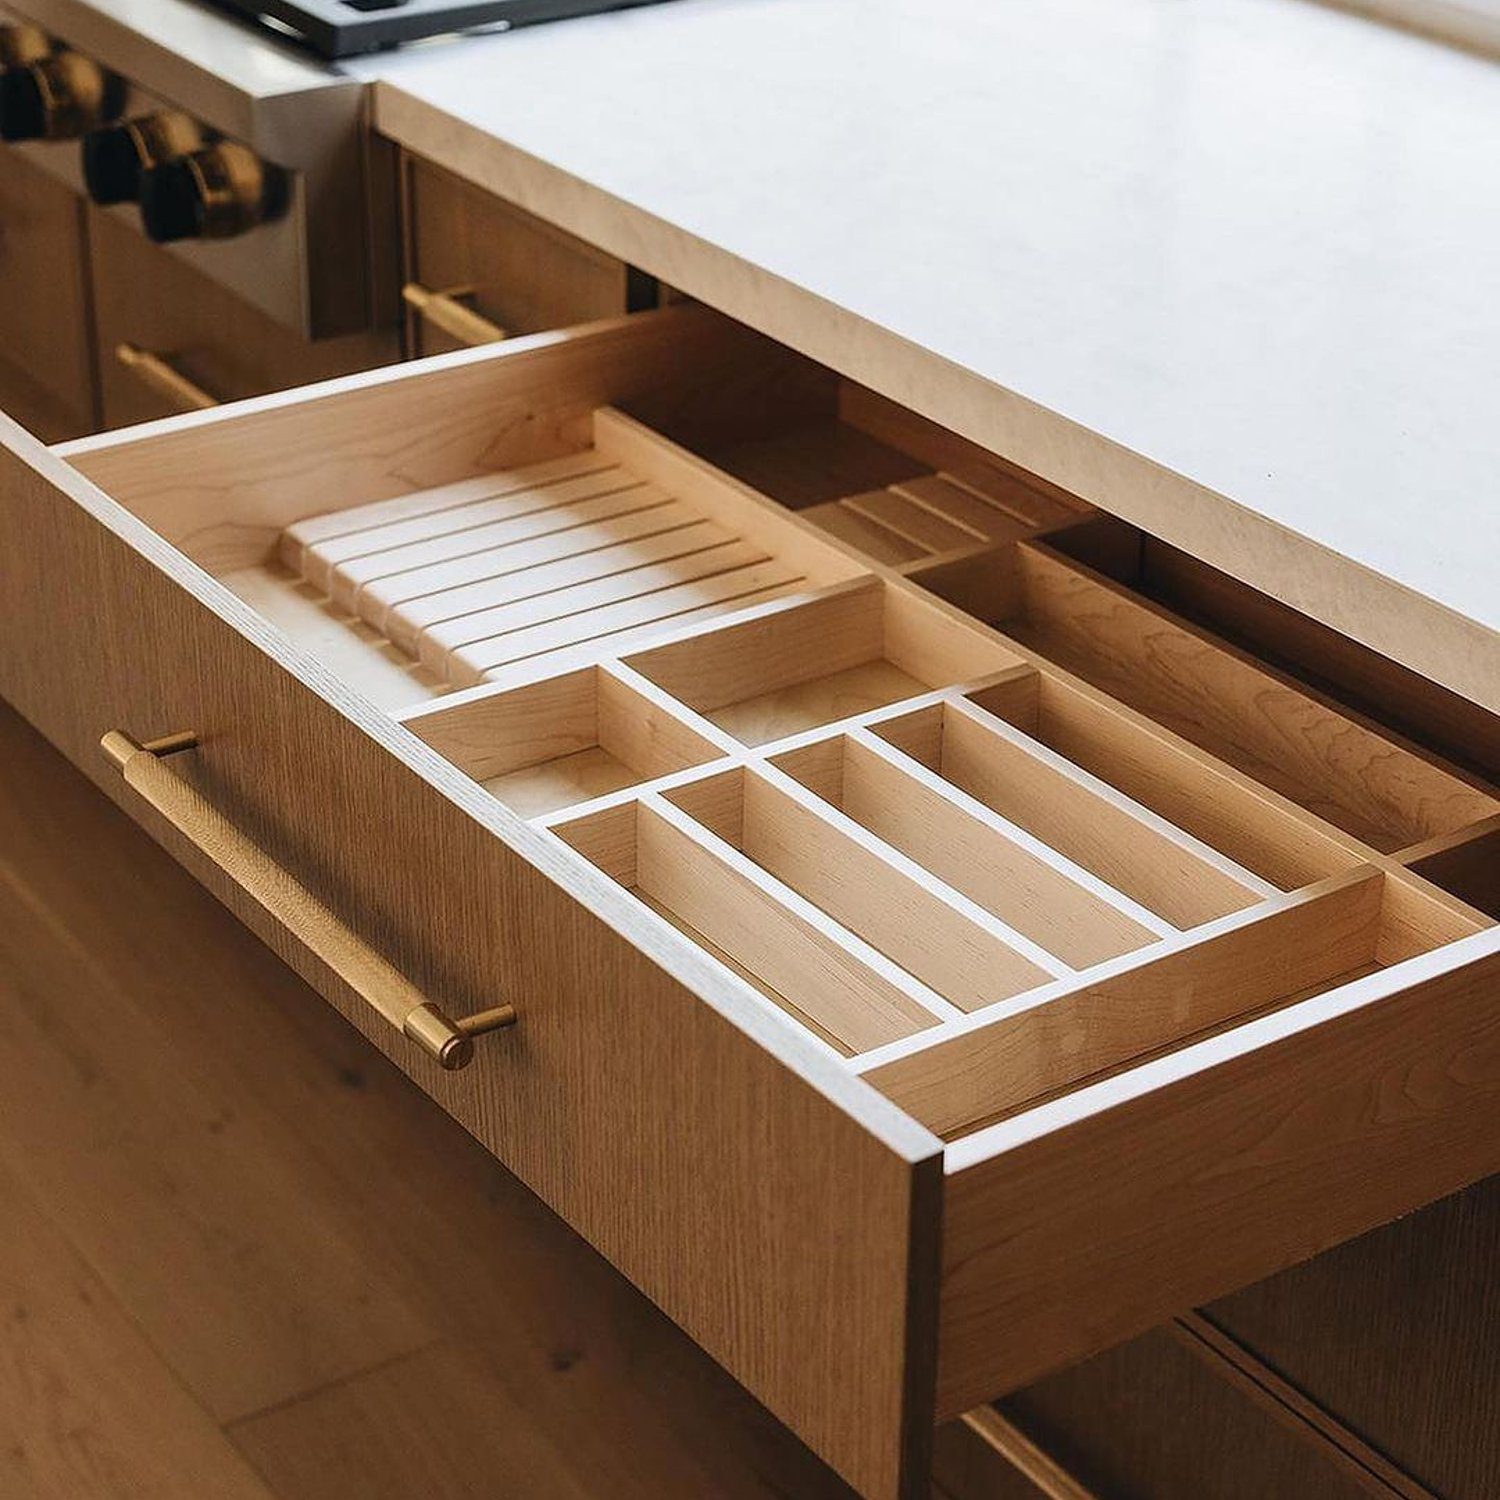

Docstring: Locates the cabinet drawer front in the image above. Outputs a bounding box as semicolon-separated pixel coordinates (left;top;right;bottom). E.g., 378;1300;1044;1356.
404;156;641;355
5;302;1498;1499
88;207;397;430
0;352;941;1500
0;147;94;439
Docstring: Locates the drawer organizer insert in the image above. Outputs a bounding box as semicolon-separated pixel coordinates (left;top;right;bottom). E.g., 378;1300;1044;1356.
239;372;1497;1105
46;310;1500;1480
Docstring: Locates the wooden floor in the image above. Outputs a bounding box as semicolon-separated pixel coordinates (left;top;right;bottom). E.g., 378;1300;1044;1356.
0;699;887;1500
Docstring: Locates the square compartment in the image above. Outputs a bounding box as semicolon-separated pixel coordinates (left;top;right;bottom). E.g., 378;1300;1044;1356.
624;577;1022;746
399;664;724;818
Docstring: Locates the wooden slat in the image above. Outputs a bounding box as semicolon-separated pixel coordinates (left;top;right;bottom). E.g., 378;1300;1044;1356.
396;518;731;659
453;558;804;683
303;465;641;596
881;699;1264;929
958;1407;1099;1500
971;671;1364;891
425;539;769;678
843;487;977;552
1169;1313;1437;1500
802;498;925;564
364;498;700;631
891;475;1034;543
330;483;668;613
280;449;614;570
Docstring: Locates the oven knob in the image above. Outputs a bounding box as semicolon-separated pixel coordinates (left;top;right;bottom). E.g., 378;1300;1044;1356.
0;51;124;142
82;111;205;205
0;22;51;69
138;141;287;242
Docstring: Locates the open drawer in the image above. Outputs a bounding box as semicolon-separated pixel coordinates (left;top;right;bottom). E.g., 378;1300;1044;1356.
2;305;1497;1500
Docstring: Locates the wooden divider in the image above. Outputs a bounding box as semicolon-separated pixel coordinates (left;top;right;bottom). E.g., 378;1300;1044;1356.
666;767;1063;1011
772;730;1166;969
870;700;1267;929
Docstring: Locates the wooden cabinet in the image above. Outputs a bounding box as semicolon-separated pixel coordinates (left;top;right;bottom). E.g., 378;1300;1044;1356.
0;147;96;440
88;206;397;429
1;303;1496;1500
401;155;651;355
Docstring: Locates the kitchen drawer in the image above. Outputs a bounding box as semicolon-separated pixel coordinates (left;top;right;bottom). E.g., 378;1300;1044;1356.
402;155;650;356
0;146;95;439
89;206;397;430
2;304;1497;1500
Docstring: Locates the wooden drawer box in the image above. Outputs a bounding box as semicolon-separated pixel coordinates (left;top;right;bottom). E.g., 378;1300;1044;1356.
1;305;1496;1500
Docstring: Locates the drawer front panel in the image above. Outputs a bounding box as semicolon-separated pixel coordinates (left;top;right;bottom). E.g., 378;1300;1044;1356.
0;411;941;1500
0;147;95;439
88;208;397;430
935;935;1500;1417
404;156;640;354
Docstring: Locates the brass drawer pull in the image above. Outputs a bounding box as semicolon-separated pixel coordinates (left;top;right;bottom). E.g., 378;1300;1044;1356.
100;729;515;1069
114;342;220;413
402;281;508;347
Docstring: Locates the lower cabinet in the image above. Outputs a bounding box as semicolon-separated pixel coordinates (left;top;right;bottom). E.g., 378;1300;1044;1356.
88;207;398;429
401;154;652;355
936;1174;1500;1499
0;148;96;440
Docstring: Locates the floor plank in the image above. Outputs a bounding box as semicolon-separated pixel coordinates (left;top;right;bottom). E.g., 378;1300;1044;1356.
0;852;436;1425
0;1156;277;1500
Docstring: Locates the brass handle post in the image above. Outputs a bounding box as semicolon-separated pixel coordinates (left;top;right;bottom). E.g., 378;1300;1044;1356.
115;342;220;412
402;282;507;347
101;730;515;1069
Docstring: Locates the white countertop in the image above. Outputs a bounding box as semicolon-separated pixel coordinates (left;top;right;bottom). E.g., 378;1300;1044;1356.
358;0;1500;712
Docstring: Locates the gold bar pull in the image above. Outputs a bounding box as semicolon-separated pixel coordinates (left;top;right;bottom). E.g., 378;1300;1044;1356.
115;342;220;413
402;282;508;347
100;730;515;1069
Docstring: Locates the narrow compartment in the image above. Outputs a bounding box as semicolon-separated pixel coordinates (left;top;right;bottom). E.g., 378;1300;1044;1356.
867;700;1268;930
662;766;1061;1011
867;867;1488;1138
915;539;1499;852
397;665;724;817
625;578;1023;746
1048;514;1500;782
965;671;1362;891
551;793;945;1054
770;732;1168;969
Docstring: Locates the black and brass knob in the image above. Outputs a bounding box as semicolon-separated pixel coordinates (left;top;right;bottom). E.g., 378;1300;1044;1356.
138;140;287;242
0;50;124;142
0;22;51;69
82;111;205;205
